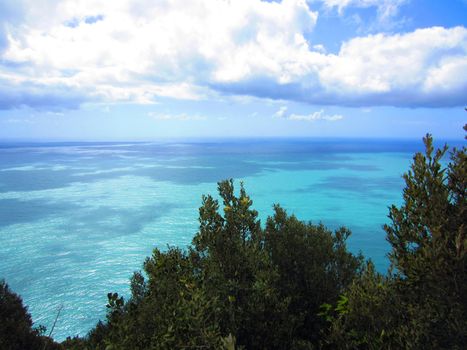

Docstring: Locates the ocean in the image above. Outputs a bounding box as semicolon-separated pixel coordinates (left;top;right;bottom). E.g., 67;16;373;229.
0;138;439;340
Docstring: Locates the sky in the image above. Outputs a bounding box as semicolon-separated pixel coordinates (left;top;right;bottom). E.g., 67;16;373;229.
0;0;466;141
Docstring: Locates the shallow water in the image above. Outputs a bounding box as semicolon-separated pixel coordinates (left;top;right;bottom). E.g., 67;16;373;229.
0;139;431;340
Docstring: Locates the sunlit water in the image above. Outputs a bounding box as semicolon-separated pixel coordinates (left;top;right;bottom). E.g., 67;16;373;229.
0;139;442;340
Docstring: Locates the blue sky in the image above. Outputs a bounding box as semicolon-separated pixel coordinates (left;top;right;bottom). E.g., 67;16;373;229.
0;0;466;140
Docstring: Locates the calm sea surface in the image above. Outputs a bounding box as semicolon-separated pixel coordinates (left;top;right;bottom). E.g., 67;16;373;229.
0;139;445;340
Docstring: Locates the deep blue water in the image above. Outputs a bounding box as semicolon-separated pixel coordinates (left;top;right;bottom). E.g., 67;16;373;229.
0;138;450;340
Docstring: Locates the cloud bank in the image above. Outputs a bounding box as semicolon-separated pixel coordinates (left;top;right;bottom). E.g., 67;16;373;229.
0;0;466;110
274;106;343;121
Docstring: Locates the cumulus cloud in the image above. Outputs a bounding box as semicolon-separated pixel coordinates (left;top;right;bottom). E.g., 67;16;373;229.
0;0;466;110
316;26;467;106
274;107;343;121
218;26;467;107
1;0;318;109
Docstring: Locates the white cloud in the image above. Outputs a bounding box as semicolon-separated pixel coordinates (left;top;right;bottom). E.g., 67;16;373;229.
423;55;467;92
275;107;343;121
314;0;410;34
312;44;327;53
0;0;466;109
148;112;207;121
289;110;343;121
274;106;288;118
316;26;467;105
316;0;407;21
1;0;318;106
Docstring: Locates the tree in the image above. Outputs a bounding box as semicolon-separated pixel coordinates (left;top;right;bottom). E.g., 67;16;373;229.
193;180;287;349
264;205;362;347
88;248;223;350
324;129;466;349
80;180;362;349
320;262;401;350
384;131;466;348
193;180;362;349
0;279;59;350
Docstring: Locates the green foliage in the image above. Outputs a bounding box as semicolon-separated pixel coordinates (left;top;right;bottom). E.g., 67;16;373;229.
321;262;400;349
75;179;362;349
325;131;467;349
193;180;282;348
264;205;363;346
61;336;90;350
0;279;60;350
96;248;223;349
384;133;467;348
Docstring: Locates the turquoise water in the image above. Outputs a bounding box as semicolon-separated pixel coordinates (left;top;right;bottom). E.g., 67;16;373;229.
0;139;426;340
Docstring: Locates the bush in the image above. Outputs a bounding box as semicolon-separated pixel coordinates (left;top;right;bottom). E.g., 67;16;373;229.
81;180;362;349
